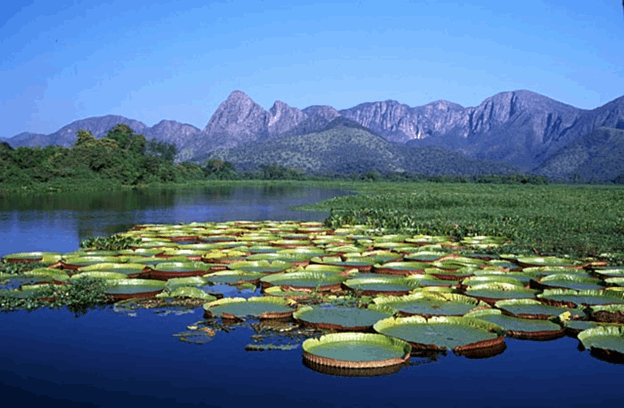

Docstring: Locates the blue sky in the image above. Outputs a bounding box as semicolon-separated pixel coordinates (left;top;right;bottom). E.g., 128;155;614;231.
2;0;623;137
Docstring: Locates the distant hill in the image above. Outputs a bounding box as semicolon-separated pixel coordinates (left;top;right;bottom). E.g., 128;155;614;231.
533;127;624;182
206;122;519;175
6;90;624;180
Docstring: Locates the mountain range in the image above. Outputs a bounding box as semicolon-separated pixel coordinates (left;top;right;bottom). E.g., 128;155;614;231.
4;90;624;181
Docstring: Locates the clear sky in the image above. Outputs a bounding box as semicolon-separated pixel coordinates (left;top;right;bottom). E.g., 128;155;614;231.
2;0;623;137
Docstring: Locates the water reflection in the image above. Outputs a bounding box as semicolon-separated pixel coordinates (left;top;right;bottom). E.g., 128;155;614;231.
0;185;350;257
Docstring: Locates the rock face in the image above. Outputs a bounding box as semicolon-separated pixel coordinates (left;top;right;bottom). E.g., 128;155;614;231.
6;89;624;177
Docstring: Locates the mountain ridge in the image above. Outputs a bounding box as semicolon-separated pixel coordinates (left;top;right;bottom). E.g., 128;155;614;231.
5;90;624;180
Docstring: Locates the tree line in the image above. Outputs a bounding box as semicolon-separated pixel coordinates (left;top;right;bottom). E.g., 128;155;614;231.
0;124;569;188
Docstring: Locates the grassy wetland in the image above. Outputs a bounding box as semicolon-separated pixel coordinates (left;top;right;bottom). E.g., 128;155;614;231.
300;181;624;264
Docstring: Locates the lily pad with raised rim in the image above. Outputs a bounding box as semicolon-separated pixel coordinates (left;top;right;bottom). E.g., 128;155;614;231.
1;252;62;264
465;309;564;340
373;261;429;276
147;262;214;279
533;273;604;291
462;283;539;304
372;292;489;318
373;315;505;356
105;279;166;300
227;260;294;274
203;270;264;285
494;299;586;320
577;326;624;363
77;263;147;277
302;332;411;369
260;271;346;292
294;305;395;331
516;256;581;268
537;289;624;307
343;276;420;296
203;297;296;319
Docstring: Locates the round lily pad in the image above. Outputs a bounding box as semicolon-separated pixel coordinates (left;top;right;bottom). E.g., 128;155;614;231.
577;326;624;363
516;256;581;268
61;256;126;269
147;262;213;279
294;305;394;331
77;263;147;277
203;297;296;319
373;261;429;276
1;252;62;264
105;279;166;301
372;292;490;318
227;260;293;274
260;271;346;292
343;276;420;296
494;299;586;320
465;309;564;340
538;289;624;307
425;267;477;281
374;315;505;356
203;270;264;285
302;333;411;369
462;283;539;305
533;274;604;291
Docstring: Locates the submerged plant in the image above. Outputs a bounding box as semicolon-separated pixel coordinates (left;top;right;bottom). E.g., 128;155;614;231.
80;234;142;251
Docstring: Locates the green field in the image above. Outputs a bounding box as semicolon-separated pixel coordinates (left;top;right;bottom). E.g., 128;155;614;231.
298;181;624;264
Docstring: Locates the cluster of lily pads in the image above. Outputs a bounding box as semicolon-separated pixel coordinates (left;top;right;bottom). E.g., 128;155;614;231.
2;220;624;375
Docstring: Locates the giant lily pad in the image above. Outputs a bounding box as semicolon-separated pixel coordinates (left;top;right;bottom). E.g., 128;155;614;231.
533;273;604;291
465;309;564;340
260;271;346;292
588;304;624;323
592;267;624;279
373;315;505;356
77;263;147;278
1;252;62;264
246;252;312;267
147;262;213;279
373;292;489;318
538;289;624;307
203;270;264;285
404;251;452;263
462;283;539;305
494;299;586;320
71;271;128;280
105;279;165;301
227;260;293;274
577;326;624;363
373;261;429;276
310;256;377;272
294;305;394;331
60;256;127;269
156;287;217;301
516;256;581;268
302;333;411;369
343;276;420;296
203;297;296;319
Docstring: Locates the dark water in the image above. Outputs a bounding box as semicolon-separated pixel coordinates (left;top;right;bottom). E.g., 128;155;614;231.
0;185;622;408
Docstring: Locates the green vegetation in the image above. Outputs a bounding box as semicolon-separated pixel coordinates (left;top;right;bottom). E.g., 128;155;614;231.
3;220;624;367
0;275;109;314
299;182;624;263
80;234;142;251
0;124;205;192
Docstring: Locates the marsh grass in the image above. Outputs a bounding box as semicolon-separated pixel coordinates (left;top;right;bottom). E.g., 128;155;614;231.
298;182;624;263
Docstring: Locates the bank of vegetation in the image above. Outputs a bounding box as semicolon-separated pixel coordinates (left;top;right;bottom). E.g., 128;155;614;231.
301;182;624;264
0;124;561;195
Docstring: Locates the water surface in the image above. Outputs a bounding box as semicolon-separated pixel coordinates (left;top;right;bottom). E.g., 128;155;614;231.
0;185;622;408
